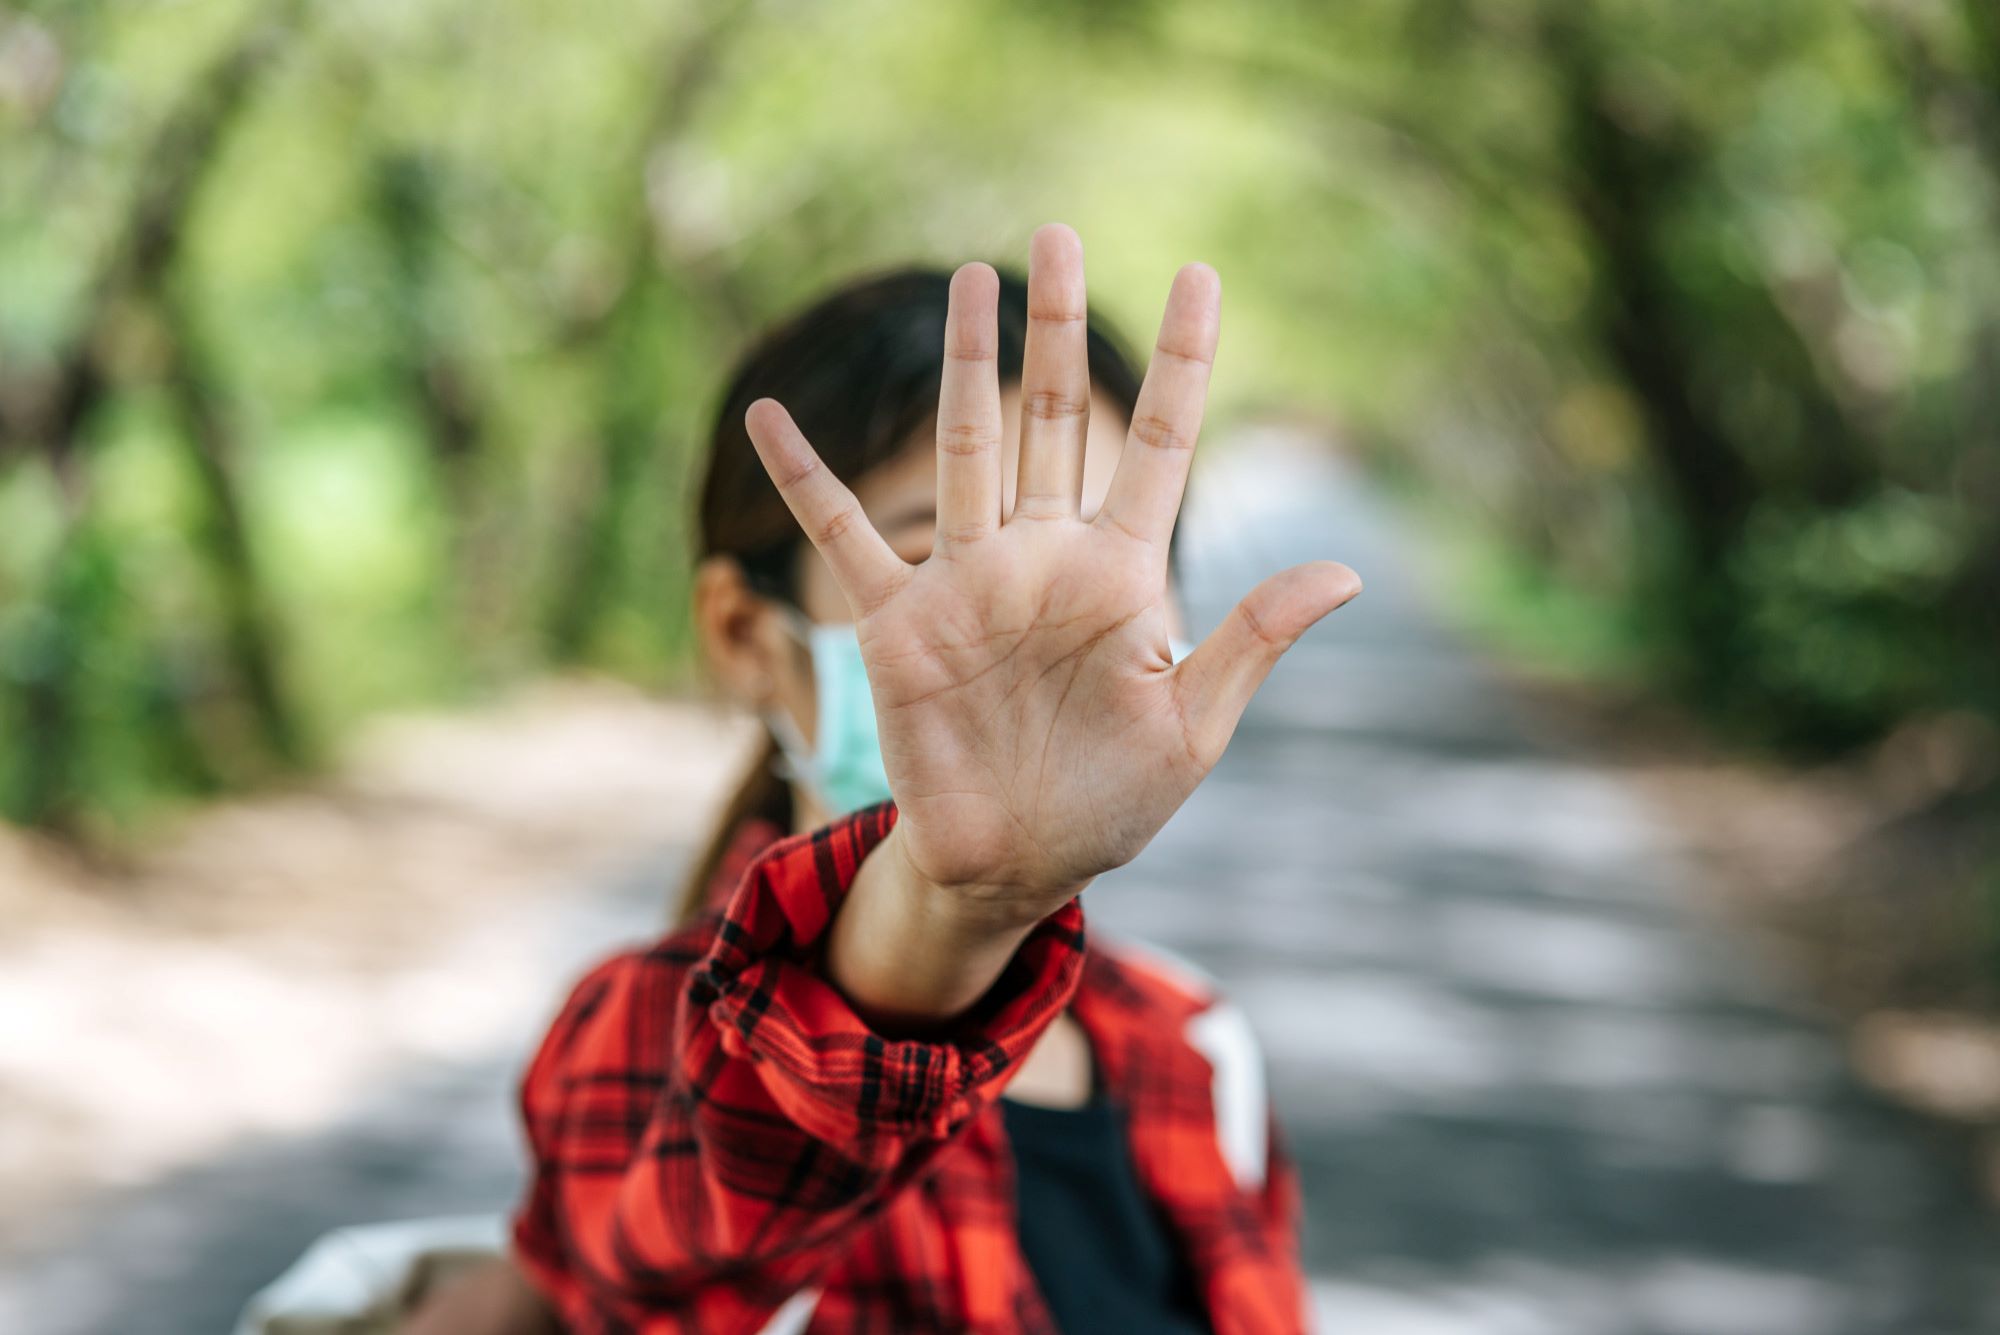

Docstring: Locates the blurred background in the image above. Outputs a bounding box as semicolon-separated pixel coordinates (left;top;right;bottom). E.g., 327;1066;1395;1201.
3;0;1999;1331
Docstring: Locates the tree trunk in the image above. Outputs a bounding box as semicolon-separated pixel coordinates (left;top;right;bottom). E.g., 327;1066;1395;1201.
542;0;755;660
155;289;304;768
4;6;304;828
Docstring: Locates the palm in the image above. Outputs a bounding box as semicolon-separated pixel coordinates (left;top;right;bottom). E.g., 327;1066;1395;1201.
746;226;1359;911
861;520;1189;891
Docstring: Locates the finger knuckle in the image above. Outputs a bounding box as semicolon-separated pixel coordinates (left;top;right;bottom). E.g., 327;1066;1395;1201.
773;455;820;488
814;504;860;546
1096;508;1155;547
1008;495;1071;521
938;520;992;546
1024;389;1088;422
1028;303;1088;326
1131;413;1192;452
1153;341;1214;369
938;421;999;456
1237;598;1286;651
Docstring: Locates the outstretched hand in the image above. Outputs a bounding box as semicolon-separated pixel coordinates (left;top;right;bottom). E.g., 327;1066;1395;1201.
746;224;1359;936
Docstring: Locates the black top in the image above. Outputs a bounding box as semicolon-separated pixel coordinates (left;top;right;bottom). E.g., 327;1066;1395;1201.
1002;1092;1212;1335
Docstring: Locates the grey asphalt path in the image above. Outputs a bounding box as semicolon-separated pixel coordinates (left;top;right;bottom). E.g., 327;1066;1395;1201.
0;851;677;1335
1096;429;2000;1333
7;429;1997;1334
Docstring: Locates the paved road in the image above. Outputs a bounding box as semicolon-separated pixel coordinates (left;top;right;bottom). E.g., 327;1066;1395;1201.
7;432;1998;1333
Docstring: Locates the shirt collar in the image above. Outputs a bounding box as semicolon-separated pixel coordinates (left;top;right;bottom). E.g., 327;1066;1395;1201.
704;816;788;914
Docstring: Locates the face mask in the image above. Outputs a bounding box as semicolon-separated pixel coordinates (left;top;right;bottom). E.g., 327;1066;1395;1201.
765;618;896;817
765;616;1198;818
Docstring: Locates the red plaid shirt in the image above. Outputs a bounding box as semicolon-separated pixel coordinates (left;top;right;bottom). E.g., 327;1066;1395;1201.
511;803;1307;1334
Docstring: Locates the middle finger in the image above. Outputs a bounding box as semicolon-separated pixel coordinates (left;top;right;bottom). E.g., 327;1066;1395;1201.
1011;224;1091;520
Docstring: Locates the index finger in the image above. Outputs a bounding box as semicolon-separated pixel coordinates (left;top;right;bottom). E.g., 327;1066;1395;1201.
745;398;908;614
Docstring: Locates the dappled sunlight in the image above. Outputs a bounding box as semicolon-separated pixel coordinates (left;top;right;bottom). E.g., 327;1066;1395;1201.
0;685;752;1273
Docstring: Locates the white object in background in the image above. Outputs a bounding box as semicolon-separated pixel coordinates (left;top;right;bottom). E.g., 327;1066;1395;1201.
234;1215;823;1335
232;1214;505;1335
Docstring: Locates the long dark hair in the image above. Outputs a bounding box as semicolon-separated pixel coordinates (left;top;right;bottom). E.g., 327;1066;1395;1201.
679;264;1146;924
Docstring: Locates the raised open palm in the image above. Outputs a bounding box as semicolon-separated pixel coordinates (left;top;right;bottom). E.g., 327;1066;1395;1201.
745;225;1359;921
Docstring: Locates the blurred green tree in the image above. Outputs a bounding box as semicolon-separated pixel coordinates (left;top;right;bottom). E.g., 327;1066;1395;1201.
0;0;1993;848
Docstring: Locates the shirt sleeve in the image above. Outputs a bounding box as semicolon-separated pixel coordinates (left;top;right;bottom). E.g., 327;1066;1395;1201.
509;951;629;1307
1259;1113;1311;1332
508;802;1087;1332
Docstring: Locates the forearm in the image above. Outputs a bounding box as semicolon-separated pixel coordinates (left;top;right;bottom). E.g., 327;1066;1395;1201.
826;820;1085;1029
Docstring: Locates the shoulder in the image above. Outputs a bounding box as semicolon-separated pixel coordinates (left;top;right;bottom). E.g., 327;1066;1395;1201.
1082;936;1273;1192
1084;939;1265;1078
1084;935;1228;1017
525;920;719;1087
560;921;714;1016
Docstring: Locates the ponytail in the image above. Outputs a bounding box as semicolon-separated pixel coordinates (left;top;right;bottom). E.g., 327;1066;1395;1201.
675;733;792;926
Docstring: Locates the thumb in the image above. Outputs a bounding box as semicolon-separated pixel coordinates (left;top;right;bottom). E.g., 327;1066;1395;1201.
1173;560;1362;765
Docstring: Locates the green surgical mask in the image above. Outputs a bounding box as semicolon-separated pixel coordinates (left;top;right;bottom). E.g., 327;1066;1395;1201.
765;615;1196;819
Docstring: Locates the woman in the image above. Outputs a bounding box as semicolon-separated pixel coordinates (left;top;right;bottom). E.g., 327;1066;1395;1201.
412;224;1359;1334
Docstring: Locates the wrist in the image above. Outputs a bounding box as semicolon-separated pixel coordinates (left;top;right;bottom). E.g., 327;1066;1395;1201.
824;820;1083;1030
883;821;1086;940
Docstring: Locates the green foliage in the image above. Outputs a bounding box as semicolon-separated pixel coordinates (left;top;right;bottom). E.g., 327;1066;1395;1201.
1726;492;1973;747
1;0;1995;834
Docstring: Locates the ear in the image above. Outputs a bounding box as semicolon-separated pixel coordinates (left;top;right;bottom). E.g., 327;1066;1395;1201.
692;556;787;707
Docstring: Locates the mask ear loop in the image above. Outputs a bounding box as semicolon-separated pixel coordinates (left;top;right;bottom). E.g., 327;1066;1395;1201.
763;702;816;788
759;604;831;811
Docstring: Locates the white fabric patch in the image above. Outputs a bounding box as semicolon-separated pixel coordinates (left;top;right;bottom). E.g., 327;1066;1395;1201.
232;1214;506;1334
757;1286;823;1335
1105;938;1269;1192
1184;1001;1269;1191
233;1215;820;1335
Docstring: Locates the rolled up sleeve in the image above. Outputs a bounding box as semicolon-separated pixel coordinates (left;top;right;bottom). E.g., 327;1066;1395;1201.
510;802;1086;1332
